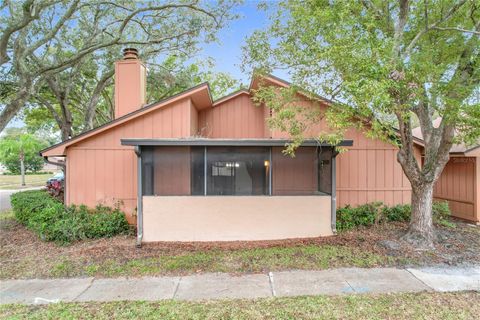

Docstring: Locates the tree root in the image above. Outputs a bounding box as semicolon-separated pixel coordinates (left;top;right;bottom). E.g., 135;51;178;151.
401;229;435;251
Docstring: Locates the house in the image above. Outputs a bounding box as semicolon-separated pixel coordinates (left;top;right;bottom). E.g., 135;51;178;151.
413;121;480;224
39;49;477;245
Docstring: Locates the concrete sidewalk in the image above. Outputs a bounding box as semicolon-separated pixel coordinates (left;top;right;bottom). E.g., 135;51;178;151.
1;266;479;305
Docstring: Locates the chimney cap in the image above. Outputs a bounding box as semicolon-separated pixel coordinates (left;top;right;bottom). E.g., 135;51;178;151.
123;48;139;60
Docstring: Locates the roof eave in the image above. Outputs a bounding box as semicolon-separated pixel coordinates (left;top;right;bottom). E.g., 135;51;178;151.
120;138;354;148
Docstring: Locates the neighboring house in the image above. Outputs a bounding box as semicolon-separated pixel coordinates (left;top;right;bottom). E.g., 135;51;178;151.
413;120;480;224
39;49;476;245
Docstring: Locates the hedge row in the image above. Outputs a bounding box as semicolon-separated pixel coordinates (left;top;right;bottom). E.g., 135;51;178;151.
10;190;131;244
336;201;451;231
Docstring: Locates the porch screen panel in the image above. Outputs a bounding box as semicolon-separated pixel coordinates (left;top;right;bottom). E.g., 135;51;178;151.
142;146;192;196
142;147;154;196
206;147;269;195
191;147;205;195
272;146;333;195
318;148;333;195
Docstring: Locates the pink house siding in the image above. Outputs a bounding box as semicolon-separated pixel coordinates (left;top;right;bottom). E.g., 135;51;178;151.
198;93;266;138
434;157;479;223
198;93;416;207
65;98;193;223
336;129;416;208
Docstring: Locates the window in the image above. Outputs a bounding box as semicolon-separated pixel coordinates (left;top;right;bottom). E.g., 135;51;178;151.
206;147;269;195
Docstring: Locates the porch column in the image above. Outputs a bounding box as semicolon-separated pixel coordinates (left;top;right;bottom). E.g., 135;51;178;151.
331;150;338;234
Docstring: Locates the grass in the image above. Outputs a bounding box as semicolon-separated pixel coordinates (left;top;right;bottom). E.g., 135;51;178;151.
1;208;406;279
3;209;477;280
0;210;14;220
0;173;51;190
47;244;394;278
0;291;478;319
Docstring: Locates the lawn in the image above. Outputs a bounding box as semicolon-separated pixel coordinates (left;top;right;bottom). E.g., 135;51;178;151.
1;292;478;319
0;174;51;190
1;208;479;279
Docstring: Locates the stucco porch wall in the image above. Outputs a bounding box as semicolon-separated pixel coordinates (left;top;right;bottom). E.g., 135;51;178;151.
142;196;332;242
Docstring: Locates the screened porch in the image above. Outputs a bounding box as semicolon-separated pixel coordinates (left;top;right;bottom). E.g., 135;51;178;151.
121;139;353;243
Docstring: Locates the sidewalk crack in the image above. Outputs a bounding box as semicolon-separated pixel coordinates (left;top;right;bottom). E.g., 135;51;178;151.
344;279;355;293
72;277;95;302
172;277;182;299
405;268;435;291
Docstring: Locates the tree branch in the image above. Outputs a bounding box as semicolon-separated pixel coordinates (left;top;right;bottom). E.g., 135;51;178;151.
393;0;410;59
0;0;58;65
23;0;80;59
432;26;480;35
84;68;114;130
403;0;467;56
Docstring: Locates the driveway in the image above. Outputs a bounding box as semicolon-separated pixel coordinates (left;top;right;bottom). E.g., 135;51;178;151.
0;187;43;212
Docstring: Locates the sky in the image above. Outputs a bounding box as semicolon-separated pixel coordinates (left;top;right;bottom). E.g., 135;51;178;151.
197;0;287;85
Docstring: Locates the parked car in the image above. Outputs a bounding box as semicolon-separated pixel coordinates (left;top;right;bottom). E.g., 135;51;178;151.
46;171;64;187
46;172;64;201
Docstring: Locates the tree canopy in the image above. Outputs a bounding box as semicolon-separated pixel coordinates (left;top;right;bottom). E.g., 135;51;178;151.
0;0;239;132
244;0;479;247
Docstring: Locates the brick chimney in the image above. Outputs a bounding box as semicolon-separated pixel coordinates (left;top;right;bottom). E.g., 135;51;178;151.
114;48;146;118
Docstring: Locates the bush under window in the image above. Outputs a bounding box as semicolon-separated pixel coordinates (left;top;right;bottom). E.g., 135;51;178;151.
10;190;131;244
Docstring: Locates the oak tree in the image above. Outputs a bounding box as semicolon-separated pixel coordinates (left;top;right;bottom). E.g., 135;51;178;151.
244;0;480;247
0;0;238;132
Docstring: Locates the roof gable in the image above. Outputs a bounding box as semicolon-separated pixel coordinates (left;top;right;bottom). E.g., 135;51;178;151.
41;83;212;156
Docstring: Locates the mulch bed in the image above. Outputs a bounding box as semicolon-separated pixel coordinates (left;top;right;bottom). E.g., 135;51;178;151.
1;216;479;279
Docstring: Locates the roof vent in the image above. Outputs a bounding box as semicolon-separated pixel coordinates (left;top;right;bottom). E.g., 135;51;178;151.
123;48;139;60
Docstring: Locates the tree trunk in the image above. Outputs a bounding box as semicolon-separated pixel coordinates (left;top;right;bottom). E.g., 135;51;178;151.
402;181;435;249
60;122;73;141
0;80;33;132
20;152;26;186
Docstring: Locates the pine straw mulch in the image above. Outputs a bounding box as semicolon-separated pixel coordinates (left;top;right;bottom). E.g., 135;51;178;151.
1;215;479;279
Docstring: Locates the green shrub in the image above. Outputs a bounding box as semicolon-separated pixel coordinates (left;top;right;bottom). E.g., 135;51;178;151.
10;189;59;225
336;202;383;231
336;200;452;231
381;204;411;222
432;201;454;227
10;190;131;244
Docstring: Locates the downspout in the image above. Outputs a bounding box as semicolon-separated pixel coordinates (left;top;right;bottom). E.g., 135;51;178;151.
134;146;143;247
43;156;66;204
331;149;338;235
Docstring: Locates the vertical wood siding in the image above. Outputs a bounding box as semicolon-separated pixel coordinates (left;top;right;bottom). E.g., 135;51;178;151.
336;129;414;208
198;94;266;138
66;98;192;223
434;157;479;222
